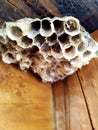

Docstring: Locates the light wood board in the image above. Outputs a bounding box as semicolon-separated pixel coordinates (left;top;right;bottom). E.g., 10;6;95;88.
52;31;98;130
0;61;54;130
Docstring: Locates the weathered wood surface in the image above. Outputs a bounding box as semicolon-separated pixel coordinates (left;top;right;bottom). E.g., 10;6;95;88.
0;1;98;130
0;0;98;32
0;31;98;130
53;31;98;130
0;61;54;130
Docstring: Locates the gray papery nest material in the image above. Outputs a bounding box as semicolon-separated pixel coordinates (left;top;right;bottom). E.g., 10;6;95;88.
0;16;98;82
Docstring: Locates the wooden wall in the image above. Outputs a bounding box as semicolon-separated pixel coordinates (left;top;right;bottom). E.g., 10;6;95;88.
0;0;98;32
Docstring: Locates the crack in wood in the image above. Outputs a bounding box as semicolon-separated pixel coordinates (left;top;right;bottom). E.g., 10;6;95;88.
76;72;94;130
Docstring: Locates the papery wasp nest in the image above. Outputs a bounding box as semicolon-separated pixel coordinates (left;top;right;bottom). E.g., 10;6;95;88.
0;16;98;82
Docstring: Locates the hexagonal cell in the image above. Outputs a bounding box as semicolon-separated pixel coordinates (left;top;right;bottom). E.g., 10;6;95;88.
65;20;77;31
40;18;53;37
52;42;61;53
47;33;57;44
17;36;33;49
41;43;50;52
21;36;33;48
31;20;41;31
34;34;45;46
64;16;80;36
83;50;91;58
78;42;86;52
63;46;76;59
18;46;39;61
32;45;39;53
53;19;64;34
8;26;23;40
25;46;40;59
71;34;81;43
2;52;16;64
58;33;69;45
42;19;51;30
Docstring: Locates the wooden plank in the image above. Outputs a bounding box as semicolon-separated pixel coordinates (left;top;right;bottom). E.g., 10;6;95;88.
64;73;92;130
0;0;98;32
6;0;36;17
0;0;60;23
52;74;92;130
52;81;66;130
0;0;34;22
91;30;98;41
0;60;55;130
0;104;54;130
77;31;98;130
39;0;61;17
52;31;98;130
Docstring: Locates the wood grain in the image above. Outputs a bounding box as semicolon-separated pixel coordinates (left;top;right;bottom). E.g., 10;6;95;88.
64;73;92;130
77;31;98;130
52;31;98;130
0;61;54;130
0;1;98;130
53;74;92;130
0;0;98;32
39;0;61;17
52;81;66;130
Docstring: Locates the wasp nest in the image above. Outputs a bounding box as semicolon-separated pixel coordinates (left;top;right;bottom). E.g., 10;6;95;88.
0;17;98;82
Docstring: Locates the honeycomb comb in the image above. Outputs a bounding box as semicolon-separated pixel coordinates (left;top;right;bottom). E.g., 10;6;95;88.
0;16;98;82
